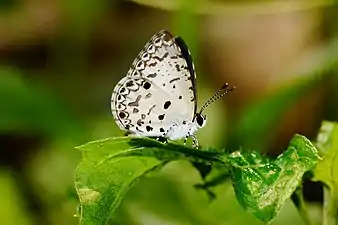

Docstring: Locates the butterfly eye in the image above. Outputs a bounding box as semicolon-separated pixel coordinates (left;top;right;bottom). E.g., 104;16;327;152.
196;114;206;128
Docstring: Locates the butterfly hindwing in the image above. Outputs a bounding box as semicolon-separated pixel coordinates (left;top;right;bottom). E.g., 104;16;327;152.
112;76;190;136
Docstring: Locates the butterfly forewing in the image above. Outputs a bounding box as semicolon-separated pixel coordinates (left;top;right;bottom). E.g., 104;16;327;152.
129;31;195;114
111;30;197;136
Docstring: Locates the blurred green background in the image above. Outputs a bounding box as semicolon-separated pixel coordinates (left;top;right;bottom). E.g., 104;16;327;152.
1;0;338;224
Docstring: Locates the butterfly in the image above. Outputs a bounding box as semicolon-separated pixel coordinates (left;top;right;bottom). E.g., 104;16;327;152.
111;30;234;148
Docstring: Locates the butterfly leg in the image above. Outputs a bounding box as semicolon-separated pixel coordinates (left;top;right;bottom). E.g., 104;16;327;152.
184;137;188;145
155;130;169;143
192;135;199;149
124;130;134;136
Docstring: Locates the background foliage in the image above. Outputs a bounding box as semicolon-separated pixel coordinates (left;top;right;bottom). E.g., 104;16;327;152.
1;0;338;225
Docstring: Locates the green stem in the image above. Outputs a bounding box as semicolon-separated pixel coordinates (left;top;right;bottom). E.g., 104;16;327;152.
323;186;337;225
291;186;314;225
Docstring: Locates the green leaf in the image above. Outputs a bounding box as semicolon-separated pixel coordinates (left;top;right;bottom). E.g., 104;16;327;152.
75;137;162;225
313;121;338;189
75;135;319;224
74;137;223;225
228;134;319;223
313;121;338;224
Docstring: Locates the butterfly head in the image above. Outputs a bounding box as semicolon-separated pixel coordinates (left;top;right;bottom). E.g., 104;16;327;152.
194;113;207;128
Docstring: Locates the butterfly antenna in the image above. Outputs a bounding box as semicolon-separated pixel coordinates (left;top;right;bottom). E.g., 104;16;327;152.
199;83;235;114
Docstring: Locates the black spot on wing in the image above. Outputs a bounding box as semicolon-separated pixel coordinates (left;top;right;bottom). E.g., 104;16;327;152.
145;93;152;99
158;114;165;121
128;95;142;107
147;105;156;115
126;80;134;87
147;73;157;78
133;108;139;113
117;104;124;110
120;87;128;95
136;127;143;132
153;52;169;62
119;112;126;119
143;82;151;89
169;77;180;83
137;119;144;126
146;126;153;132
164;101;171;109
136;60;143;68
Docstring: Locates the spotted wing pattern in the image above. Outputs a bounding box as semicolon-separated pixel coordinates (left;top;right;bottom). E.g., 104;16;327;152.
111;30;197;137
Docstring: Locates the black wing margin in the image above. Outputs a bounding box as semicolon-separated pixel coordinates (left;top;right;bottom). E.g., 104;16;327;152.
173;36;198;115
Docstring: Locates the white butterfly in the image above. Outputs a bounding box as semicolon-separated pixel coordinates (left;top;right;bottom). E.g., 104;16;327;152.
111;30;234;147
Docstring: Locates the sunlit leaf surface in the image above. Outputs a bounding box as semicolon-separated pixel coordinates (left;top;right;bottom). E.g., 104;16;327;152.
313;121;338;193
228;134;319;222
